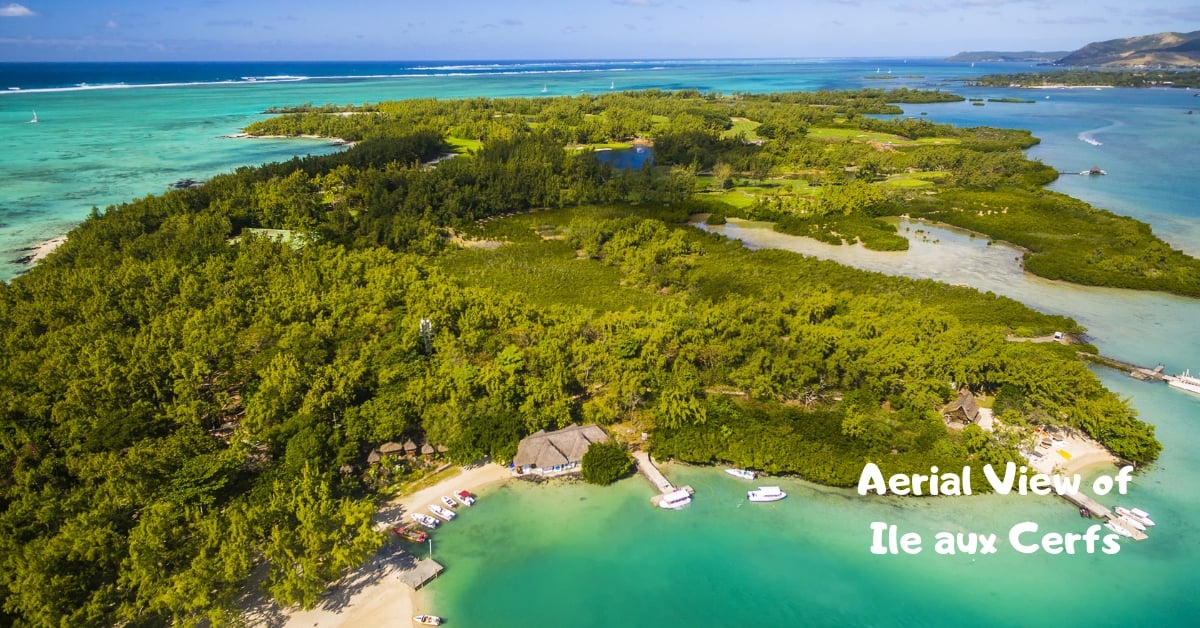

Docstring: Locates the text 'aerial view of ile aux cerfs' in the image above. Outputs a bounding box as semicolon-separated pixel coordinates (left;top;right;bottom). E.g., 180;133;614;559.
4;1;1200;626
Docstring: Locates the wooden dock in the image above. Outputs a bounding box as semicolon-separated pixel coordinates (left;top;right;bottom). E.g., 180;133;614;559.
1056;489;1148;541
396;557;444;590
633;451;676;494
633;451;694;506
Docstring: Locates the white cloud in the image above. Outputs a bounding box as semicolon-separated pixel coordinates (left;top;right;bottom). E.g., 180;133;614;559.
0;3;36;17
105;19;119;29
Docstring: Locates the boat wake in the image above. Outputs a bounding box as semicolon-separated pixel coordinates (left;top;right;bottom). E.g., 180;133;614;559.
1077;119;1125;147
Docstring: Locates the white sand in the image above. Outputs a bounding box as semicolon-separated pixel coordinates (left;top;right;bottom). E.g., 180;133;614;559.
28;236;66;263
1027;431;1118;477
275;463;511;627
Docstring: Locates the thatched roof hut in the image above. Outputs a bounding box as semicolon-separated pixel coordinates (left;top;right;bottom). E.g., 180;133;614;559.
513;424;608;475
944;390;981;424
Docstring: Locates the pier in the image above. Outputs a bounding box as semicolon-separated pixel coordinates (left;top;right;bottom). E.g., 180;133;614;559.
396;556;444;590
1080;352;1167;382
1056;488;1148;541
633;451;693;506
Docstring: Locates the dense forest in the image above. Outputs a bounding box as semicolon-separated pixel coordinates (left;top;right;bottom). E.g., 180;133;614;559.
967;69;1200;88
0;89;1166;625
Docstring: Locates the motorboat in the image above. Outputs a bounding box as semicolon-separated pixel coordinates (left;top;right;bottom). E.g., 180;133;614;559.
1117;514;1146;532
724;468;756;480
441;495;458;509
747;486;787;502
1131;507;1155;522
658;488;693;510
429;504;456;521
410;513;439;529
1115;506;1155;527
413;614;443;625
1105;521;1132;538
392;526;429;543
456;490;475;505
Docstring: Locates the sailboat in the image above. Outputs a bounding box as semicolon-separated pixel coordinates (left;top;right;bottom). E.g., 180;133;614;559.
610;81;615;90
541;83;548;93
28;110;38;124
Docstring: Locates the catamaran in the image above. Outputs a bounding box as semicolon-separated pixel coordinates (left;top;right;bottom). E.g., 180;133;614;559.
658;488;693;510
1166;369;1200;395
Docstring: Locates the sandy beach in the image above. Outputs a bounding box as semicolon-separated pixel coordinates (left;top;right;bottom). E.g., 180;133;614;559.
270;462;511;628
1027;431;1119;477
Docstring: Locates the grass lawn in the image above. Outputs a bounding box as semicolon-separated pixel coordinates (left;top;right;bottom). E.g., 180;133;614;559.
808;127;961;146
447;136;484;153
722;117;762;140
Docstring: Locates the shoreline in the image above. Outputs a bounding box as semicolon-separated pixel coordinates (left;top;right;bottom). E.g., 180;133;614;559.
274;462;511;627
10;235;67;267
224;131;355;146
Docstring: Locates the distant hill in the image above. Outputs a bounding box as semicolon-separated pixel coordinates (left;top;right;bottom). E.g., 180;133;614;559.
1055;31;1200;67
945;51;1068;63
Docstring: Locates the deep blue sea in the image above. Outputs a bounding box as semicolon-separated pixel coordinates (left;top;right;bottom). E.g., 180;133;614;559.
3;60;1199;627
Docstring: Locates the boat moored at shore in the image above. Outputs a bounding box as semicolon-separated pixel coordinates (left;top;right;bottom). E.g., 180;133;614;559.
724;468;756;480
658;488;693;510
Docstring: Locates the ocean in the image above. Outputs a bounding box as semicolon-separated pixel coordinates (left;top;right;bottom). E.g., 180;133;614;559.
2;60;1198;626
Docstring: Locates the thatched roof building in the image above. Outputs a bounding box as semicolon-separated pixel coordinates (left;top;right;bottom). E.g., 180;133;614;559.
513;424;608;476
379;441;405;456
944;389;981;424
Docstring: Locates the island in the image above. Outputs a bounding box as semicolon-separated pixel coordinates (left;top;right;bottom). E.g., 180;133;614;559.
0;88;1168;625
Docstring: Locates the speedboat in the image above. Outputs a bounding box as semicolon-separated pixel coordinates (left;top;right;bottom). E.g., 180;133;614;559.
413;614;443;625
456;490;475;505
441;495;458;509
1105;521;1132;538
392;526;429;543
1115;506;1155;527
429;504;456;521
1117;514;1146;532
747;486;787;502
410;513;439;529
1131;507;1155;523
724;468;756;480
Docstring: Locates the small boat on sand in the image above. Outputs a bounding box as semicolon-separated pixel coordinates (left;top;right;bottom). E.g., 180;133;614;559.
747;486;787;502
724;468;756;480
413;614;443;625
410;513;440;529
392;526;429;542
441;495;458;509
456;490;475;505
429;504;456;521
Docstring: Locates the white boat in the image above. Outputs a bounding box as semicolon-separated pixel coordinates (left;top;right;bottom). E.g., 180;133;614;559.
1117;514;1146;532
1131;507;1154;520
456;490;475;506
1105;520;1132;538
724;468;756;480
413;614;443;625
441;495;458;509
1115;506;1156;527
410;513;439;529
1167;370;1200;395
541;83;548;93
658;488;692;510
747;486;787;502
28;110;38;124
429;504;456;521
610;81;615;90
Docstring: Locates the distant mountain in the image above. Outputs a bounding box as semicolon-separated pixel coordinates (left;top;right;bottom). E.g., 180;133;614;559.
1055;31;1200;67
945;51;1068;63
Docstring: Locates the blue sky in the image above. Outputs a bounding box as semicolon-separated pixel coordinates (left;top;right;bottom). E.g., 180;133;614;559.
1;0;1199;61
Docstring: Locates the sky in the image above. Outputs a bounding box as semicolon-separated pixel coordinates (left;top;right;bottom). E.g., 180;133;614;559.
1;0;1199;62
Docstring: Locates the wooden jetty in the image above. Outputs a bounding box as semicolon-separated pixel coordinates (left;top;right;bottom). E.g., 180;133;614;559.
633;451;693;506
1079;352;1167;383
1056;488;1148;541
396;557;444;590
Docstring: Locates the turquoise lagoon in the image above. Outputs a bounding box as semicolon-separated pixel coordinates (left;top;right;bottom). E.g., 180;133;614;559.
2;60;1199;626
